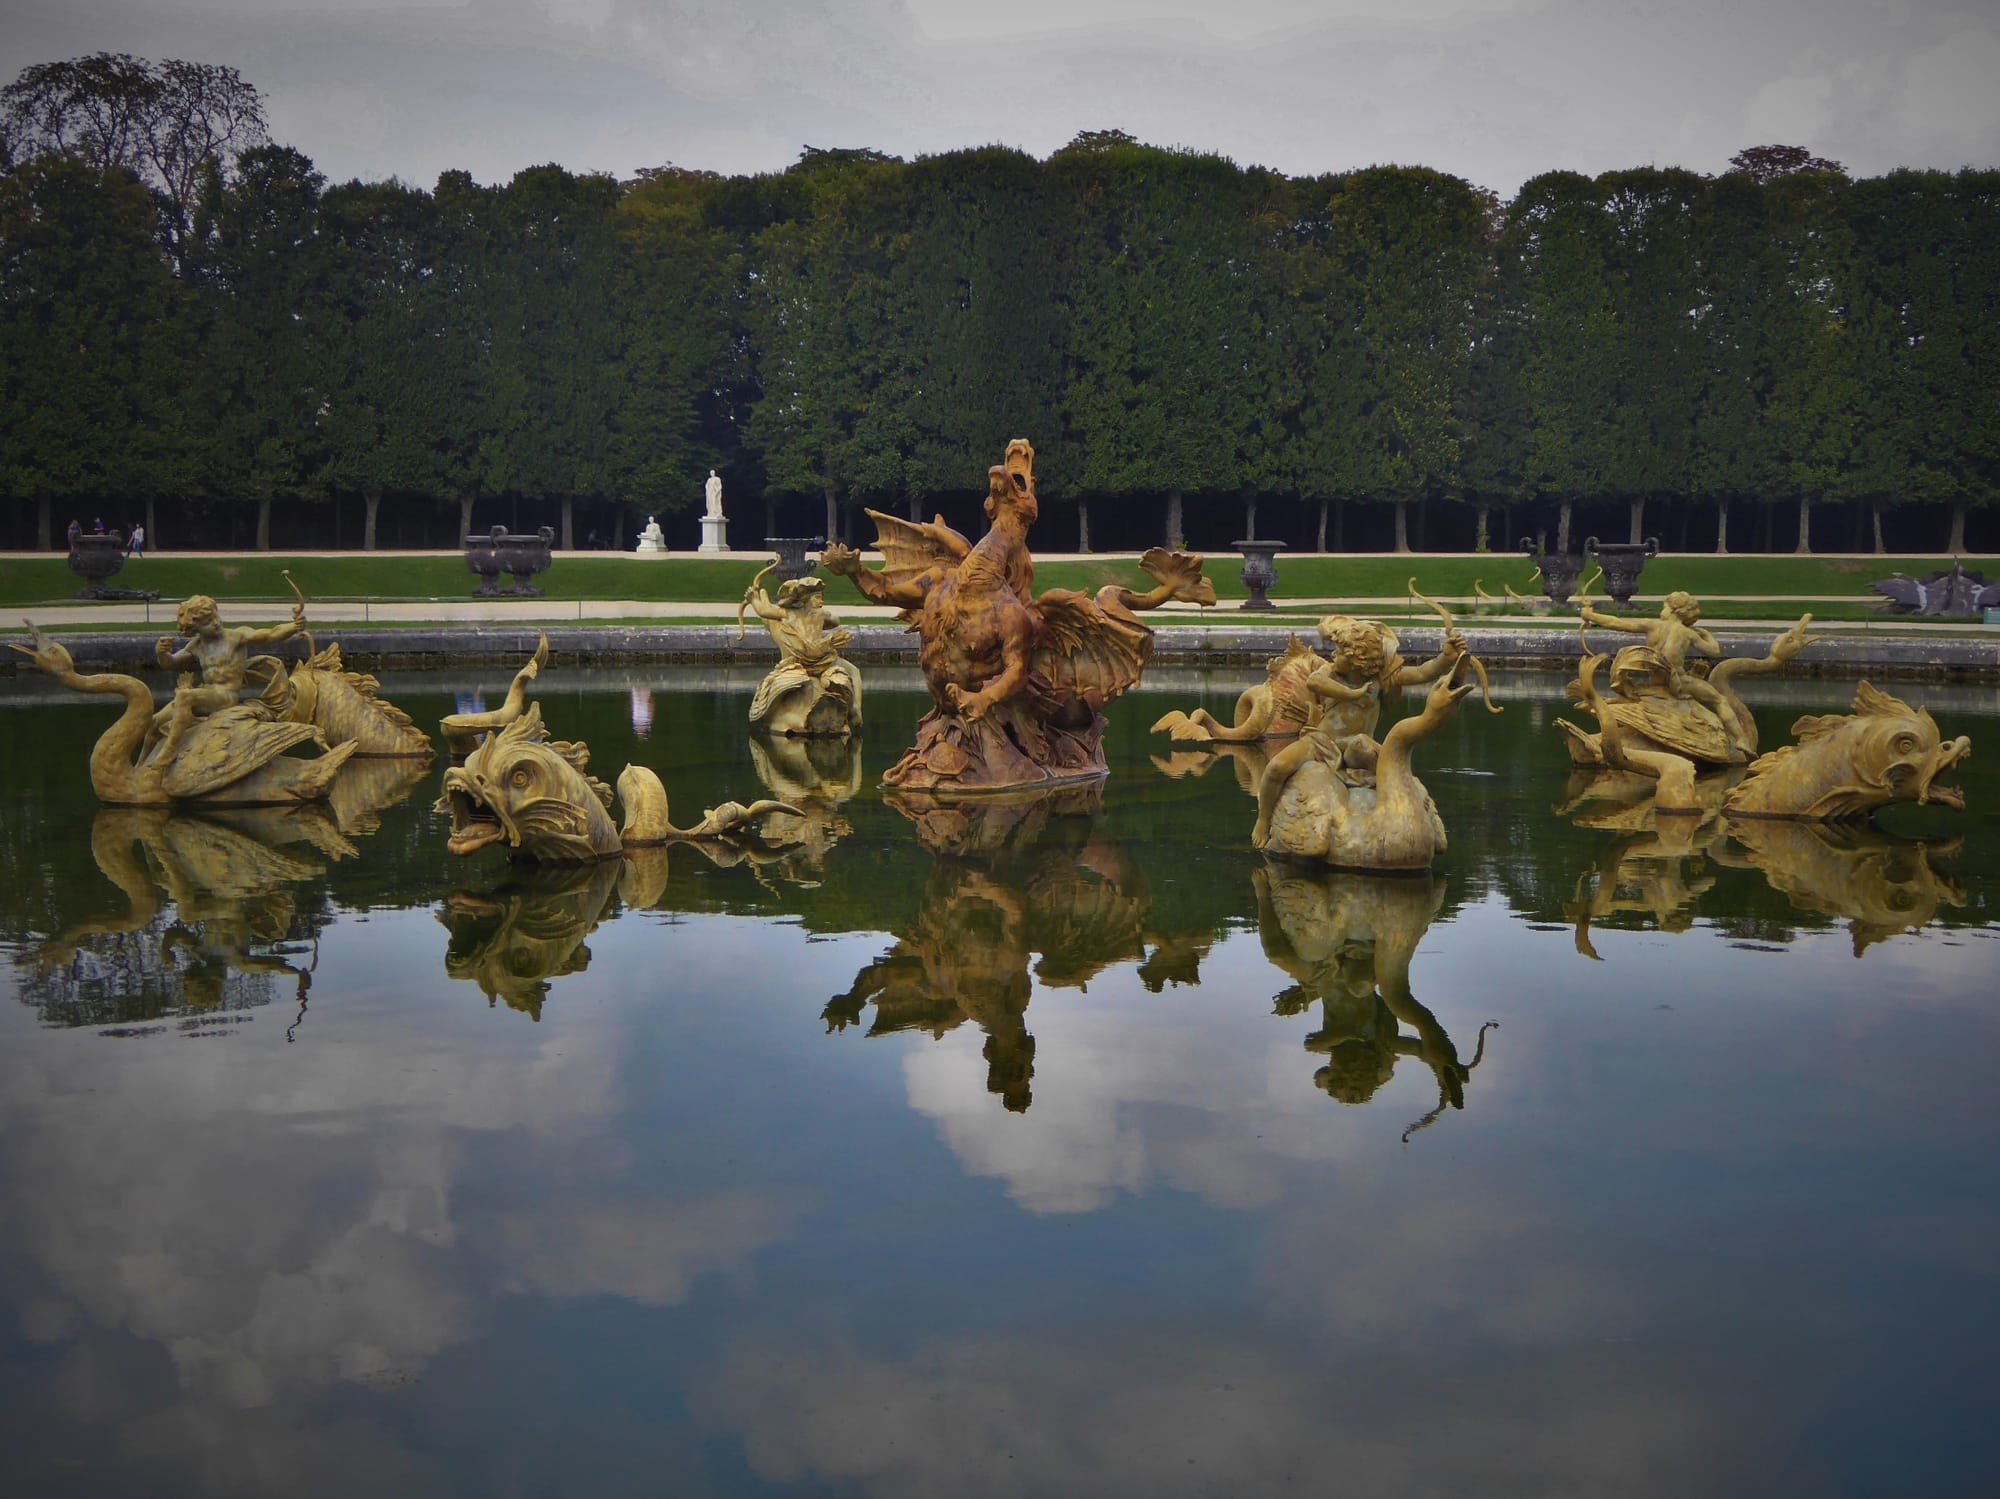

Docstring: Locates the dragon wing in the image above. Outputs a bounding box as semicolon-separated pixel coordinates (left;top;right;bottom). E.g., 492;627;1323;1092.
161;707;326;798
1031;588;1154;709
864;509;971;592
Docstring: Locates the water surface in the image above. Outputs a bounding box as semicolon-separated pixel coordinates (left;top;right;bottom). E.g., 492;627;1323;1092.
1;667;1995;1496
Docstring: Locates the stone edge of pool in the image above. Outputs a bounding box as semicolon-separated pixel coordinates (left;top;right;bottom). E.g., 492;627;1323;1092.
5;624;1996;682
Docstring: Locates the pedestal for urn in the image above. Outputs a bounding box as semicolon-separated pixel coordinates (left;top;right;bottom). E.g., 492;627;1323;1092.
699;515;729;553
67;535;158;602
1585;536;1659;608
1234;541;1283;611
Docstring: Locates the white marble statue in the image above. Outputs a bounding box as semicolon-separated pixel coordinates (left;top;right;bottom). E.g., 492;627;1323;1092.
705;471;724;520
636;515;667;554
699;470;729;552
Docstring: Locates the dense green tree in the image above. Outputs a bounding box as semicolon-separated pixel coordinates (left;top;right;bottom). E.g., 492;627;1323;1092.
0;155;191;547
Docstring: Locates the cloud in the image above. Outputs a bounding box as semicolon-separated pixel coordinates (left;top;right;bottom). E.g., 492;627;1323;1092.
1;0;1993;193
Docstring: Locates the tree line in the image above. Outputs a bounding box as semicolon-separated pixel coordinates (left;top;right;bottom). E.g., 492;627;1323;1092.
3;57;1997;556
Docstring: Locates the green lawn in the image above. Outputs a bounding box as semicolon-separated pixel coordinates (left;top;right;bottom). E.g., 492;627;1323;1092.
0;549;1985;610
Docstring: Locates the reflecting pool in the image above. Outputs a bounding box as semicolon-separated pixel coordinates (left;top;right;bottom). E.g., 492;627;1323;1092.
2;667;1996;1496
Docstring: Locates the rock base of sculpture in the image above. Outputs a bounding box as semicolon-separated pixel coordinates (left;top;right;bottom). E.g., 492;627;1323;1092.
699;515;728;553
884;705;1111;797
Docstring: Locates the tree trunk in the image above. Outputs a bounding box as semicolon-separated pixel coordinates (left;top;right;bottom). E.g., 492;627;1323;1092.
1948;500;1967;554
1316;498;1329;552
255;497;272;552
458;493;475;541
1332;498;1345;550
1243;498;1257;543
1872;503;1885;555
907;494;922;521
1077;499;1091;553
1474;504;1490;553
1165;490;1184;549
1393;501;1411;554
613;508;626;550
560;497;574;551
144;496;157;553
1794;493;1812;555
363;492;380;552
1628;496;1645;545
1715;499;1729;554
823;484;837;545
1555;501;1573;554
37;496;51;551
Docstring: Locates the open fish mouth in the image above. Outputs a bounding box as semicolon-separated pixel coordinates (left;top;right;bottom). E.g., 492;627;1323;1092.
442;767;519;855
1918;737;1971;810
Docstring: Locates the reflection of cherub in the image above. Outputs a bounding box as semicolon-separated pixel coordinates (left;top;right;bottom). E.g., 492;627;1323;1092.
1580;591;1723;713
740;572;862;736
152;592;307;761
1250;616;1463;848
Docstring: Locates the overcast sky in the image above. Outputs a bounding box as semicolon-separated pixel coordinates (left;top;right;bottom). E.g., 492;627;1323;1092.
5;0;1997;198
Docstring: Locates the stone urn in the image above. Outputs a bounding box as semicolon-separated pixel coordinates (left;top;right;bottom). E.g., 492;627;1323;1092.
464;525;556;597
1521;539;1585;608
765;537;824;584
67;534;158;602
1584;536;1659;608
1234;540;1284;611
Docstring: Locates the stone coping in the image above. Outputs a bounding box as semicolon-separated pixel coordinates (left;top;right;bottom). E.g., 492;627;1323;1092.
7;621;1996;682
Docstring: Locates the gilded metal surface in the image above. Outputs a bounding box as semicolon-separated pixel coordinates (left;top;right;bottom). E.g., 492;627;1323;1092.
739;569;863;737
1557;602;1814;812
12;620;353;806
822;439;1213;794
1251;613;1489;869
1726;682;1972;821
438;638;801;862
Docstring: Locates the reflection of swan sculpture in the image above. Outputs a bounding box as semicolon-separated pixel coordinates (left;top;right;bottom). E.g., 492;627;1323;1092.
26;807;329;1029
13;624;354;805
1255;866;1493;1138
1559;771;1968;958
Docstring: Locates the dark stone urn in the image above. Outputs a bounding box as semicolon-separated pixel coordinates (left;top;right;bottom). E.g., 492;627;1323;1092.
764;537;824;584
67;534;158;602
1521;539;1585;608
1584;536;1659;607
464;525;555;597
1234;540;1284;611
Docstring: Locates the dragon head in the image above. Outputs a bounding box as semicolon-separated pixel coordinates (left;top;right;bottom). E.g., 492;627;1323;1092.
439;706;622;861
984;437;1038;526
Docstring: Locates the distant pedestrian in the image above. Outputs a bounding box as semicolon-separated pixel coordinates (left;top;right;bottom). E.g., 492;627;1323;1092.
66;519;80;548
128;523;146;558
93;517;105;535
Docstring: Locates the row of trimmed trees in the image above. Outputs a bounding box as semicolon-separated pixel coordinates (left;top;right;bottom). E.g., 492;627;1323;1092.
4;59;1997;554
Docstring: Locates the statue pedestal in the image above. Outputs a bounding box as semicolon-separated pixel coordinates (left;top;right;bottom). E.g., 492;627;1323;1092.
699;515;729;553
634;535;667;555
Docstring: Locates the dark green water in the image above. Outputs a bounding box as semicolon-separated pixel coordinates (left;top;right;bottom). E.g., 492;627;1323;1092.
1;666;1996;1497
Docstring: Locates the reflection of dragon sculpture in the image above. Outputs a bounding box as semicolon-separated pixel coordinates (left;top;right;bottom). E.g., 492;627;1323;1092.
822;439;1213;795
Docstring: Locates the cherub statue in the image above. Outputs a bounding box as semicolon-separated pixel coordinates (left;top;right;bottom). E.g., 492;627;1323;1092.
152;591;307;762
737;566;862;737
1579;590;1727;720
1250;615;1468;850
821;438;1213;794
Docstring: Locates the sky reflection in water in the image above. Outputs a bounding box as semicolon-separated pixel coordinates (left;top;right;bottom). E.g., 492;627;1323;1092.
0;670;1995;1496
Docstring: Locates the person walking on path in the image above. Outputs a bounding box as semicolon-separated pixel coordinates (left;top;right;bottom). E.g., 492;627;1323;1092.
127;523;145;558
66;519;80;549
